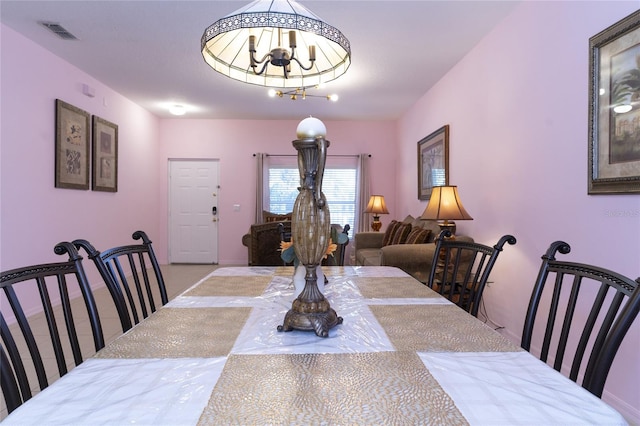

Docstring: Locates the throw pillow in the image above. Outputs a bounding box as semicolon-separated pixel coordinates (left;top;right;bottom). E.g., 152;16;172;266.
390;222;412;245
405;227;431;244
381;220;400;246
401;215;415;224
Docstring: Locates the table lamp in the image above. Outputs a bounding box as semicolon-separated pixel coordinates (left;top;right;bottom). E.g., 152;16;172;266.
364;195;389;232
420;185;473;236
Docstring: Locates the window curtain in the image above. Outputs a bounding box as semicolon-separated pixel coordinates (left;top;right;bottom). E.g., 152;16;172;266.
350;153;371;265
254;153;266;224
357;154;371;233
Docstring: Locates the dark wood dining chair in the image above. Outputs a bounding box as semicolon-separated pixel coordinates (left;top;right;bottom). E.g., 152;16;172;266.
521;240;640;398
426;230;516;317
328;224;351;266
74;230;168;333
278;221;294;266
1;242;105;414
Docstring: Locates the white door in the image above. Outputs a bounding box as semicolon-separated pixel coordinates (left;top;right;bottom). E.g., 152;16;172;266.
169;159;219;263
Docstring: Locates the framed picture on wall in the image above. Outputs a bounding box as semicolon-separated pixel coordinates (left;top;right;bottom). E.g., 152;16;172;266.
588;10;640;194
55;99;90;190
417;125;449;200
92;115;118;192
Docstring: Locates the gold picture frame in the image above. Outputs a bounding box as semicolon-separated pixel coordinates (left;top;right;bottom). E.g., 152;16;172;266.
588;10;640;194
417;125;449;200
55;99;90;190
92;115;118;192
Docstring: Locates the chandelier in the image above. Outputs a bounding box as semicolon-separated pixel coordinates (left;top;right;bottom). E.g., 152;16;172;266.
201;0;351;88
268;87;338;101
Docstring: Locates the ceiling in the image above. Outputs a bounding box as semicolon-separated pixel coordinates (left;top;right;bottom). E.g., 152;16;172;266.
0;1;518;121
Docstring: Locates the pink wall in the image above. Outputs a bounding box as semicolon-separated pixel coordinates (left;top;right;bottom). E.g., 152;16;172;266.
0;23;397;288
0;24;397;266
157;119;397;264
398;2;640;420
2;1;639;420
1;25;161;309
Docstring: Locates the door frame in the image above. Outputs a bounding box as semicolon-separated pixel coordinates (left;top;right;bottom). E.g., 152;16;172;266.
168;158;220;264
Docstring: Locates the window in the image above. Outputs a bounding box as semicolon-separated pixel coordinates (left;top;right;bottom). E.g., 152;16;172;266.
265;155;358;232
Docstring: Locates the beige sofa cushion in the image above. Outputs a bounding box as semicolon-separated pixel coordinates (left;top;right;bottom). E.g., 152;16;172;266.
356;248;382;266
405;227;431;244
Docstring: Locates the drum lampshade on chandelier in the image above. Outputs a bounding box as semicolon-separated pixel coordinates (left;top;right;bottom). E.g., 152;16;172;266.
201;0;351;88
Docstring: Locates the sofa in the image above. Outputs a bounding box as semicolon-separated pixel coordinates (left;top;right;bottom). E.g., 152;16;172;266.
354;214;473;283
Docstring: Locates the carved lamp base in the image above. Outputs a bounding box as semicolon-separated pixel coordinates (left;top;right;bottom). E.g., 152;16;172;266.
371;215;382;232
277;305;343;337
278;267;343;337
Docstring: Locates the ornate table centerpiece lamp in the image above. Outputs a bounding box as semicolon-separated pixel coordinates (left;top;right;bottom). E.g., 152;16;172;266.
278;117;343;337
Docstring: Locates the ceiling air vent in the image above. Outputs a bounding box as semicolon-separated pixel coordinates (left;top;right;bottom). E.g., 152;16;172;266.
39;22;78;40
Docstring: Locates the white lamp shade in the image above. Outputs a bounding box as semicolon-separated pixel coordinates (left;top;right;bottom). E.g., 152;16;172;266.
364;195;389;215
420;186;473;221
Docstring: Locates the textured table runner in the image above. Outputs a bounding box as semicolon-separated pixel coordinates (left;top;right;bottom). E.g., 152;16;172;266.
198;351;469;425
95;307;251;358
371;304;521;353
355;276;441;299
183;275;272;297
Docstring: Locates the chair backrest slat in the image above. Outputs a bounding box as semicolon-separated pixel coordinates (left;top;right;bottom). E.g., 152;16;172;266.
0;344;22;411
1;315;32;401
74;231;167;332
107;257;139;327
553;274;582;372
37;274;69;376
113;254;143;323
0;242;104;414
573;283;609;376
3;283;48;391
427;230;516;317
579;290;624;382
521;240;640;398
130;251;152;316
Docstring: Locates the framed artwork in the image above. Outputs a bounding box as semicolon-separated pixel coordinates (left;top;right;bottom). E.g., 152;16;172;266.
588;10;640;194
417;125;449;200
92;115;118;192
55;99;90;190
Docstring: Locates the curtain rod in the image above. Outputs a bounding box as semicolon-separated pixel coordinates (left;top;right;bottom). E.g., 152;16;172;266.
253;154;370;157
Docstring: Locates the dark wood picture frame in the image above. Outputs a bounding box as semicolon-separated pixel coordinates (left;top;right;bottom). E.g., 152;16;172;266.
417;125;449;200
588;10;640;194
55;99;90;190
92;115;118;192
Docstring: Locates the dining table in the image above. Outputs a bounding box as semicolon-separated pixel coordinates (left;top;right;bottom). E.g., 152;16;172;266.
3;266;628;425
